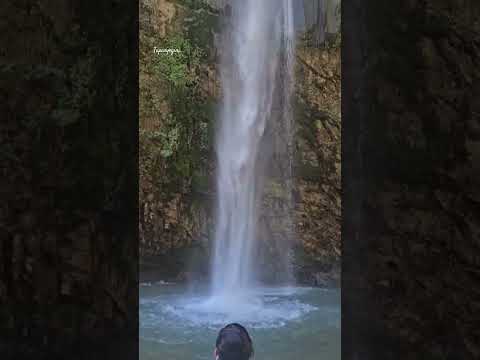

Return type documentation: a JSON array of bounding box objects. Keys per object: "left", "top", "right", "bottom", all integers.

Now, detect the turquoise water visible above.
[{"left": 140, "top": 283, "right": 340, "bottom": 360}]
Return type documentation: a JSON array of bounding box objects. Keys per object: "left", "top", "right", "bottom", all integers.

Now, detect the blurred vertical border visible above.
[{"left": 0, "top": 1, "right": 139, "bottom": 359}]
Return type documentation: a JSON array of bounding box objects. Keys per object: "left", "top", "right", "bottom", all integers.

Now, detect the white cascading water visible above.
[{"left": 211, "top": 0, "right": 296, "bottom": 299}]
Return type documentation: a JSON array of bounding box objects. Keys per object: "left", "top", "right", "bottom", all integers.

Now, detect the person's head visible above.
[{"left": 215, "top": 323, "right": 253, "bottom": 360}]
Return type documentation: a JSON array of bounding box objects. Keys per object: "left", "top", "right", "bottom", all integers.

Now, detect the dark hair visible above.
[{"left": 216, "top": 323, "right": 253, "bottom": 360}]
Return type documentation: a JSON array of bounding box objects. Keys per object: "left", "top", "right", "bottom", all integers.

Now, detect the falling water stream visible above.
[
  {"left": 140, "top": 1, "right": 340, "bottom": 359},
  {"left": 210, "top": 0, "right": 296, "bottom": 302}
]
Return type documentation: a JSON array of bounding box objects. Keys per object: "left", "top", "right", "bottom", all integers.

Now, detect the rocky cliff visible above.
[{"left": 139, "top": 0, "right": 341, "bottom": 285}]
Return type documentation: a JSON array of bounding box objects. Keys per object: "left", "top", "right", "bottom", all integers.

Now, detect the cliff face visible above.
[
  {"left": 294, "top": 41, "right": 341, "bottom": 283},
  {"left": 139, "top": 0, "right": 341, "bottom": 285}
]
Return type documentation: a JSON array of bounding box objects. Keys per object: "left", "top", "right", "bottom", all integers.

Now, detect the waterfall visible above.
[{"left": 211, "top": 0, "right": 296, "bottom": 297}]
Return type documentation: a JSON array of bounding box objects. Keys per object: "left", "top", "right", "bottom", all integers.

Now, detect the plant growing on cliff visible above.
[
  {"left": 140, "top": 28, "right": 213, "bottom": 189},
  {"left": 153, "top": 35, "right": 203, "bottom": 89},
  {"left": 142, "top": 114, "right": 180, "bottom": 159}
]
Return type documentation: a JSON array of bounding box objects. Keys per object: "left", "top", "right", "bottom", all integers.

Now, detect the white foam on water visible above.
[{"left": 141, "top": 287, "right": 318, "bottom": 331}]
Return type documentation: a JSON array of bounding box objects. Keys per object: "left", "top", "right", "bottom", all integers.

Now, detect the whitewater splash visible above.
[
  {"left": 141, "top": 286, "right": 320, "bottom": 330},
  {"left": 212, "top": 0, "right": 296, "bottom": 298}
]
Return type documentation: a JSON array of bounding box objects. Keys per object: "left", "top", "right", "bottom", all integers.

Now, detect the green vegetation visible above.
[
  {"left": 139, "top": 2, "right": 217, "bottom": 202},
  {"left": 153, "top": 35, "right": 204, "bottom": 88}
]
